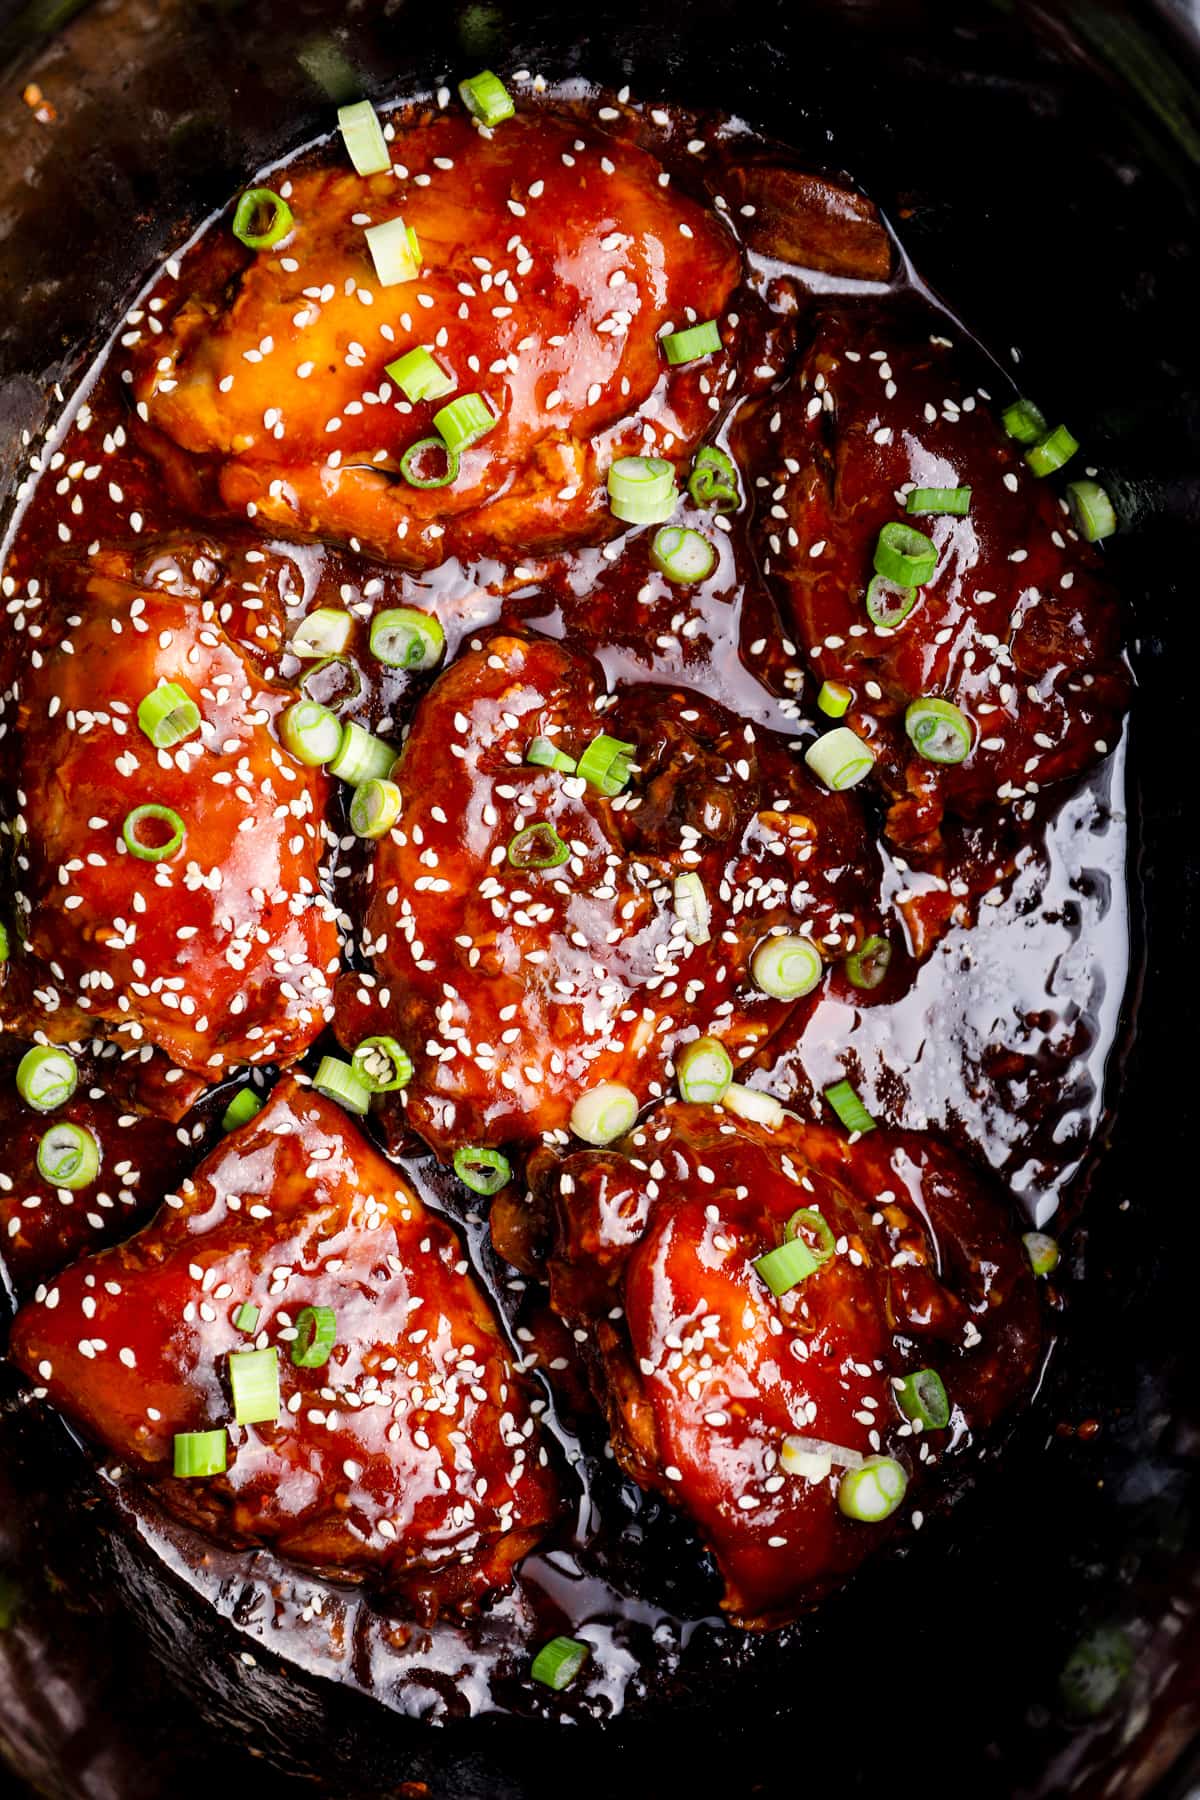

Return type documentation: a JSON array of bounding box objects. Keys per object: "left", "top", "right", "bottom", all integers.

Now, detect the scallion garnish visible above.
[
  {"left": 606, "top": 456, "right": 677, "bottom": 525},
  {"left": 895, "top": 1368, "right": 950, "bottom": 1430},
  {"left": 845, "top": 935, "right": 892, "bottom": 991},
  {"left": 751, "top": 933, "right": 823, "bottom": 1001},
  {"left": 722, "top": 1083, "right": 785, "bottom": 1128},
  {"left": 351, "top": 1035, "right": 414, "bottom": 1093},
  {"left": 530, "top": 1636, "right": 589, "bottom": 1690},
  {"left": 337, "top": 99, "right": 391, "bottom": 176},
  {"left": 229, "top": 1346, "right": 280, "bottom": 1426},
  {"left": 384, "top": 345, "right": 455, "bottom": 403},
  {"left": 122, "top": 804, "right": 186, "bottom": 863},
  {"left": 312, "top": 1054, "right": 372, "bottom": 1116},
  {"left": 785, "top": 1207, "right": 836, "bottom": 1264},
  {"left": 433, "top": 392, "right": 496, "bottom": 454},
  {"left": 1001, "top": 398, "right": 1048, "bottom": 445},
  {"left": 905, "top": 486, "right": 972, "bottom": 517},
  {"left": 873, "top": 521, "right": 937, "bottom": 587},
  {"left": 686, "top": 445, "right": 740, "bottom": 512},
  {"left": 233, "top": 1302, "right": 260, "bottom": 1335},
  {"left": 507, "top": 822, "right": 570, "bottom": 869},
  {"left": 173, "top": 1430, "right": 227, "bottom": 1479},
  {"left": 817, "top": 680, "right": 852, "bottom": 718},
  {"left": 280, "top": 699, "right": 342, "bottom": 767},
  {"left": 672, "top": 871, "right": 711, "bottom": 945},
  {"left": 864, "top": 573, "right": 917, "bottom": 630},
  {"left": 1023, "top": 1231, "right": 1060, "bottom": 1277},
  {"left": 526, "top": 736, "right": 577, "bottom": 774},
  {"left": 453, "top": 1145, "right": 512, "bottom": 1194},
  {"left": 650, "top": 525, "right": 716, "bottom": 585},
  {"left": 137, "top": 682, "right": 201, "bottom": 749},
  {"left": 569, "top": 1082, "right": 638, "bottom": 1145},
  {"left": 754, "top": 1235, "right": 821, "bottom": 1297},
  {"left": 291, "top": 1305, "right": 338, "bottom": 1368},
  {"left": 398, "top": 435, "right": 460, "bottom": 488},
  {"left": 368, "top": 607, "right": 446, "bottom": 670},
  {"left": 824, "top": 1079, "right": 875, "bottom": 1135},
  {"left": 661, "top": 319, "right": 722, "bottom": 366},
  {"left": 837, "top": 1455, "right": 908, "bottom": 1521},
  {"left": 299, "top": 655, "right": 362, "bottom": 712},
  {"left": 349, "top": 776, "right": 402, "bottom": 839},
  {"left": 905, "top": 696, "right": 973, "bottom": 765},
  {"left": 16, "top": 1045, "right": 78, "bottom": 1112},
  {"left": 291, "top": 607, "right": 353, "bottom": 659},
  {"left": 36, "top": 1122, "right": 99, "bottom": 1190},
  {"left": 364, "top": 216, "right": 421, "bottom": 286},
  {"left": 232, "top": 188, "right": 293, "bottom": 250},
  {"left": 329, "top": 722, "right": 396, "bottom": 786},
  {"left": 458, "top": 69, "right": 515, "bottom": 127},
  {"left": 676, "top": 1036, "right": 733, "bottom": 1105},
  {"left": 576, "top": 733, "right": 635, "bottom": 796},
  {"left": 803, "top": 725, "right": 875, "bottom": 791},
  {"left": 1066, "top": 479, "right": 1117, "bottom": 542},
  {"left": 1025, "top": 424, "right": 1078, "bottom": 478}
]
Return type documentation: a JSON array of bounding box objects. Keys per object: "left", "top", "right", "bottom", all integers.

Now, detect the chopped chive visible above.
[
  {"left": 329, "top": 722, "right": 395, "bottom": 786},
  {"left": 122, "top": 804, "right": 186, "bottom": 863},
  {"left": 232, "top": 188, "right": 293, "bottom": 250},
  {"left": 817, "top": 680, "right": 852, "bottom": 718},
  {"left": 754, "top": 1235, "right": 821, "bottom": 1297},
  {"left": 531, "top": 1635, "right": 589, "bottom": 1690},
  {"left": 351, "top": 1036, "right": 414, "bottom": 1093},
  {"left": 526, "top": 736, "right": 577, "bottom": 773},
  {"left": 291, "top": 1305, "right": 337, "bottom": 1368},
  {"left": 894, "top": 1367, "right": 950, "bottom": 1429},
  {"left": 661, "top": 320, "right": 722, "bottom": 365},
  {"left": 576, "top": 732, "right": 635, "bottom": 796},
  {"left": 458, "top": 69, "right": 515, "bottom": 127},
  {"left": 364, "top": 216, "right": 421, "bottom": 286},
  {"left": 686, "top": 444, "right": 739, "bottom": 512},
  {"left": 398, "top": 435, "right": 460, "bottom": 488},
  {"left": 905, "top": 486, "right": 972, "bottom": 517},
  {"left": 433, "top": 392, "right": 496, "bottom": 454},
  {"left": 1025, "top": 424, "right": 1078, "bottom": 478},
  {"left": 453, "top": 1145, "right": 512, "bottom": 1194},
  {"left": 338, "top": 99, "right": 391, "bottom": 176},
  {"left": 173, "top": 1429, "right": 227, "bottom": 1478},
  {"left": 233, "top": 1302, "right": 260, "bottom": 1335},
  {"left": 1066, "top": 479, "right": 1117, "bottom": 542},
  {"left": 385, "top": 345, "right": 455, "bottom": 403},
  {"left": 785, "top": 1207, "right": 836, "bottom": 1265},
  {"left": 824, "top": 1079, "right": 875, "bottom": 1135},
  {"left": 221, "top": 1088, "right": 263, "bottom": 1132},
  {"left": 137, "top": 682, "right": 201, "bottom": 749},
  {"left": 1002, "top": 397, "right": 1048, "bottom": 445},
  {"left": 507, "top": 822, "right": 570, "bottom": 869},
  {"left": 229, "top": 1346, "right": 280, "bottom": 1426},
  {"left": 873, "top": 521, "right": 937, "bottom": 587},
  {"left": 313, "top": 1055, "right": 371, "bottom": 1116},
  {"left": 865, "top": 573, "right": 918, "bottom": 630}
]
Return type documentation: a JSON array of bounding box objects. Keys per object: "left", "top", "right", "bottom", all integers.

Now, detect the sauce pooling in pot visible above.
[{"left": 0, "top": 76, "right": 1128, "bottom": 1721}]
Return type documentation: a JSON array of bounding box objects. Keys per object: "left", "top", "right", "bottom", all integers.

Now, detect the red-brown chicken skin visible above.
[
  {"left": 0, "top": 572, "right": 340, "bottom": 1076},
  {"left": 540, "top": 1101, "right": 1042, "bottom": 1626},
  {"left": 9, "top": 1077, "right": 559, "bottom": 1611},
  {"left": 128, "top": 107, "right": 742, "bottom": 569},
  {"left": 736, "top": 306, "right": 1129, "bottom": 853},
  {"left": 335, "top": 631, "right": 880, "bottom": 1158}
]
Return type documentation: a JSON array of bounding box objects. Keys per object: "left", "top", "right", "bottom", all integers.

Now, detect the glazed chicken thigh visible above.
[{"left": 10, "top": 1077, "right": 560, "bottom": 1612}]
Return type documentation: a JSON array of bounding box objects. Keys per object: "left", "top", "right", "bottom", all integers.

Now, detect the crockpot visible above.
[{"left": 0, "top": 0, "right": 1196, "bottom": 1795}]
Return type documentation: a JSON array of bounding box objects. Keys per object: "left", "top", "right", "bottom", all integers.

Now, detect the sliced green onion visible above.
[
  {"left": 369, "top": 606, "right": 445, "bottom": 670},
  {"left": 398, "top": 435, "right": 460, "bottom": 488},
  {"left": 313, "top": 1054, "right": 371, "bottom": 1116},
  {"left": 606, "top": 456, "right": 677, "bottom": 525},
  {"left": 229, "top": 1346, "right": 280, "bottom": 1426},
  {"left": 453, "top": 1145, "right": 512, "bottom": 1194},
  {"left": 687, "top": 445, "right": 739, "bottom": 512},
  {"left": 864, "top": 573, "right": 917, "bottom": 630},
  {"left": 122, "top": 804, "right": 186, "bottom": 863},
  {"left": 1066, "top": 479, "right": 1117, "bottom": 542},
  {"left": 458, "top": 68, "right": 515, "bottom": 127},
  {"left": 526, "top": 736, "right": 577, "bottom": 774},
  {"left": 364, "top": 216, "right": 421, "bottom": 286},
  {"left": 781, "top": 1435, "right": 864, "bottom": 1483},
  {"left": 1059, "top": 1626, "right": 1133, "bottom": 1720},
  {"left": 137, "top": 682, "right": 201, "bottom": 749},
  {"left": 895, "top": 1367, "right": 950, "bottom": 1429},
  {"left": 233, "top": 1301, "right": 260, "bottom": 1334},
  {"left": 676, "top": 1036, "right": 733, "bottom": 1105},
  {"left": 292, "top": 1305, "right": 338, "bottom": 1368},
  {"left": 232, "top": 188, "right": 293, "bottom": 250},
  {"left": 673, "top": 871, "right": 711, "bottom": 946},
  {"left": 0, "top": 921, "right": 8, "bottom": 961},
  {"left": 576, "top": 732, "right": 635, "bottom": 797},
  {"left": 338, "top": 99, "right": 391, "bottom": 176},
  {"left": 905, "top": 696, "right": 973, "bottom": 766},
  {"left": 291, "top": 606, "right": 353, "bottom": 659},
  {"left": 785, "top": 1207, "right": 836, "bottom": 1265},
  {"left": 531, "top": 1636, "right": 589, "bottom": 1690},
  {"left": 817, "top": 680, "right": 852, "bottom": 719},
  {"left": 651, "top": 525, "right": 716, "bottom": 584},
  {"left": 36, "top": 1123, "right": 99, "bottom": 1190},
  {"left": 329, "top": 722, "right": 395, "bottom": 786},
  {"left": 385, "top": 345, "right": 455, "bottom": 403},
  {"left": 804, "top": 726, "right": 875, "bottom": 791},
  {"left": 751, "top": 934, "right": 822, "bottom": 1001},
  {"left": 1023, "top": 1231, "right": 1060, "bottom": 1277},
  {"left": 221, "top": 1086, "right": 263, "bottom": 1132},
  {"left": 722, "top": 1083, "right": 785, "bottom": 1128},
  {"left": 845, "top": 935, "right": 892, "bottom": 991},
  {"left": 1025, "top": 424, "right": 1079, "bottom": 477},
  {"left": 507, "top": 822, "right": 570, "bottom": 869},
  {"left": 873, "top": 521, "right": 937, "bottom": 587},
  {"left": 905, "top": 486, "right": 972, "bottom": 517},
  {"left": 173, "top": 1430, "right": 227, "bottom": 1478},
  {"left": 754, "top": 1235, "right": 821, "bottom": 1297},
  {"left": 661, "top": 320, "right": 722, "bottom": 366},
  {"left": 1002, "top": 398, "right": 1048, "bottom": 446},
  {"left": 351, "top": 1035, "right": 414, "bottom": 1093},
  {"left": 570, "top": 1082, "right": 638, "bottom": 1145},
  {"left": 16, "top": 1045, "right": 78, "bottom": 1111},
  {"left": 837, "top": 1455, "right": 908, "bottom": 1522},
  {"left": 299, "top": 655, "right": 362, "bottom": 712},
  {"left": 349, "top": 777, "right": 402, "bottom": 839},
  {"left": 433, "top": 392, "right": 496, "bottom": 454},
  {"left": 824, "top": 1079, "right": 875, "bottom": 1135},
  {"left": 280, "top": 699, "right": 342, "bottom": 767}
]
